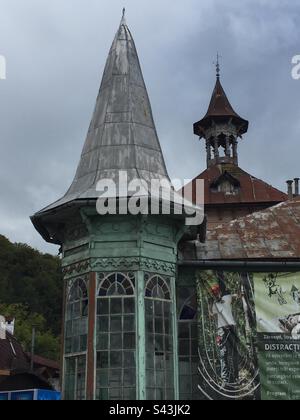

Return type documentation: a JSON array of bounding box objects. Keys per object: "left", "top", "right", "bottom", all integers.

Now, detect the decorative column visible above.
[
  {"left": 225, "top": 136, "right": 231, "bottom": 157},
  {"left": 214, "top": 138, "right": 219, "bottom": 159},
  {"left": 233, "top": 138, "right": 238, "bottom": 165},
  {"left": 206, "top": 139, "right": 212, "bottom": 167}
]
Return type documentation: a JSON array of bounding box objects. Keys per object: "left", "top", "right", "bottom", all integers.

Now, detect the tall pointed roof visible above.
[
  {"left": 37, "top": 14, "right": 169, "bottom": 214},
  {"left": 194, "top": 77, "right": 249, "bottom": 137}
]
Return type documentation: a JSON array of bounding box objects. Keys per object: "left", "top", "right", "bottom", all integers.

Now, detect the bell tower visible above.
[{"left": 193, "top": 59, "right": 249, "bottom": 168}]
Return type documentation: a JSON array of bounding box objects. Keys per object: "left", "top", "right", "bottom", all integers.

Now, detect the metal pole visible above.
[{"left": 31, "top": 327, "right": 36, "bottom": 372}]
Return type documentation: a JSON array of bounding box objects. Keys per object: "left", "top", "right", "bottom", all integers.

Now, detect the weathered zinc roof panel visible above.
[
  {"left": 180, "top": 196, "right": 300, "bottom": 261},
  {"left": 36, "top": 15, "right": 169, "bottom": 215}
]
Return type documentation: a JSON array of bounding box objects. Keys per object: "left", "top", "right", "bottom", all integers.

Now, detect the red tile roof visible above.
[{"left": 182, "top": 164, "right": 287, "bottom": 206}]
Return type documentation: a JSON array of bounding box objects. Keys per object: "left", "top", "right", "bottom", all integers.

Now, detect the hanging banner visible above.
[
  {"left": 196, "top": 271, "right": 260, "bottom": 400},
  {"left": 253, "top": 273, "right": 300, "bottom": 400}
]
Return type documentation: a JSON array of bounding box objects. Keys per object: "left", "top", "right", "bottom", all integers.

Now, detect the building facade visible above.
[{"left": 31, "top": 14, "right": 300, "bottom": 401}]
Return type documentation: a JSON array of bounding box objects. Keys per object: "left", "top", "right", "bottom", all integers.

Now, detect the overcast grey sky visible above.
[{"left": 0, "top": 0, "right": 299, "bottom": 254}]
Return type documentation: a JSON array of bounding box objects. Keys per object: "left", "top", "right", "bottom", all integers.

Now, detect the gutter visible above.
[{"left": 178, "top": 260, "right": 300, "bottom": 271}]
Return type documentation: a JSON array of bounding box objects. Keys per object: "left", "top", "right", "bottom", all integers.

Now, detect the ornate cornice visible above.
[
  {"left": 91, "top": 256, "right": 176, "bottom": 275},
  {"left": 62, "top": 260, "right": 90, "bottom": 279},
  {"left": 63, "top": 256, "right": 176, "bottom": 278}
]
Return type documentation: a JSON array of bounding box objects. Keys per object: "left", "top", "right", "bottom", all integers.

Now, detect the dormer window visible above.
[{"left": 210, "top": 172, "right": 240, "bottom": 196}]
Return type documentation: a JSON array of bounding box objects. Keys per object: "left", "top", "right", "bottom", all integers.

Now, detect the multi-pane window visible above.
[
  {"left": 64, "top": 278, "right": 88, "bottom": 400},
  {"left": 145, "top": 274, "right": 174, "bottom": 400},
  {"left": 96, "top": 273, "right": 136, "bottom": 401},
  {"left": 65, "top": 278, "right": 88, "bottom": 354},
  {"left": 64, "top": 355, "right": 87, "bottom": 401},
  {"left": 177, "top": 287, "right": 199, "bottom": 400}
]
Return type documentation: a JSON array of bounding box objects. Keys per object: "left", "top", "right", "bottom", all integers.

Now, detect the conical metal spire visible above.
[
  {"left": 194, "top": 74, "right": 249, "bottom": 138},
  {"left": 37, "top": 14, "right": 170, "bottom": 213}
]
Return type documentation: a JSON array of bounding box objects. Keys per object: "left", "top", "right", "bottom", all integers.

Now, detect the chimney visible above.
[
  {"left": 294, "top": 178, "right": 300, "bottom": 196},
  {"left": 287, "top": 180, "right": 294, "bottom": 200}
]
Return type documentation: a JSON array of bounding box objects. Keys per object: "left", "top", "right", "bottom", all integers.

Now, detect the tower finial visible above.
[
  {"left": 215, "top": 53, "right": 221, "bottom": 80},
  {"left": 121, "top": 7, "right": 126, "bottom": 25}
]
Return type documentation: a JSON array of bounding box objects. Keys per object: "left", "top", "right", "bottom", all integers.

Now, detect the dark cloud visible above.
[{"left": 0, "top": 0, "right": 299, "bottom": 253}]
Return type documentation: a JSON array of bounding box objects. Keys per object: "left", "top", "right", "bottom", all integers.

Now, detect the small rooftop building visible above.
[{"left": 183, "top": 66, "right": 287, "bottom": 229}]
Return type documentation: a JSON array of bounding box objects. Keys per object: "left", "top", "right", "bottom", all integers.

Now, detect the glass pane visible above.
[
  {"left": 65, "top": 338, "right": 72, "bottom": 354},
  {"left": 123, "top": 388, "right": 136, "bottom": 400},
  {"left": 72, "top": 336, "right": 80, "bottom": 353},
  {"left": 73, "top": 301, "right": 80, "bottom": 318},
  {"left": 154, "top": 354, "right": 164, "bottom": 371},
  {"left": 111, "top": 316, "right": 122, "bottom": 332},
  {"left": 97, "top": 300, "right": 109, "bottom": 315},
  {"left": 146, "top": 352, "right": 154, "bottom": 370},
  {"left": 98, "top": 388, "right": 108, "bottom": 400},
  {"left": 146, "top": 369, "right": 155, "bottom": 388},
  {"left": 124, "top": 315, "right": 135, "bottom": 332},
  {"left": 97, "top": 369, "right": 109, "bottom": 387},
  {"left": 166, "top": 370, "right": 174, "bottom": 386},
  {"left": 165, "top": 336, "right": 172, "bottom": 352},
  {"left": 154, "top": 301, "right": 163, "bottom": 316},
  {"left": 123, "top": 351, "right": 135, "bottom": 367},
  {"left": 111, "top": 333, "right": 122, "bottom": 349},
  {"left": 146, "top": 388, "right": 155, "bottom": 400},
  {"left": 156, "top": 388, "right": 164, "bottom": 400},
  {"left": 191, "top": 340, "right": 198, "bottom": 356},
  {"left": 80, "top": 335, "right": 87, "bottom": 352},
  {"left": 124, "top": 298, "right": 135, "bottom": 314},
  {"left": 65, "top": 320, "right": 73, "bottom": 337},
  {"left": 155, "top": 318, "right": 163, "bottom": 334},
  {"left": 123, "top": 369, "right": 136, "bottom": 386},
  {"left": 109, "top": 389, "right": 122, "bottom": 399},
  {"left": 109, "top": 369, "right": 122, "bottom": 388},
  {"left": 166, "top": 388, "right": 175, "bottom": 401},
  {"left": 97, "top": 352, "right": 109, "bottom": 369},
  {"left": 156, "top": 370, "right": 164, "bottom": 387},
  {"left": 98, "top": 316, "right": 109, "bottom": 332},
  {"left": 110, "top": 351, "right": 122, "bottom": 368},
  {"left": 146, "top": 334, "right": 154, "bottom": 353},
  {"left": 123, "top": 333, "right": 135, "bottom": 349},
  {"left": 97, "top": 333, "right": 109, "bottom": 350},
  {"left": 111, "top": 298, "right": 122, "bottom": 314},
  {"left": 179, "top": 323, "right": 190, "bottom": 339},
  {"left": 145, "top": 300, "right": 154, "bottom": 315},
  {"left": 179, "top": 340, "right": 190, "bottom": 356},
  {"left": 154, "top": 335, "right": 164, "bottom": 352}
]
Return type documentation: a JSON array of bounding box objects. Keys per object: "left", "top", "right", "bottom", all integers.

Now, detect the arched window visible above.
[
  {"left": 144, "top": 273, "right": 174, "bottom": 401},
  {"left": 98, "top": 272, "right": 135, "bottom": 297},
  {"left": 96, "top": 272, "right": 136, "bottom": 401},
  {"left": 177, "top": 287, "right": 199, "bottom": 400},
  {"left": 64, "top": 278, "right": 88, "bottom": 401}
]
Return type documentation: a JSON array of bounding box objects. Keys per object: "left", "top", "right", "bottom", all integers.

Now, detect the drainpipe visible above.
[
  {"left": 294, "top": 178, "right": 300, "bottom": 196},
  {"left": 287, "top": 180, "right": 294, "bottom": 200}
]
